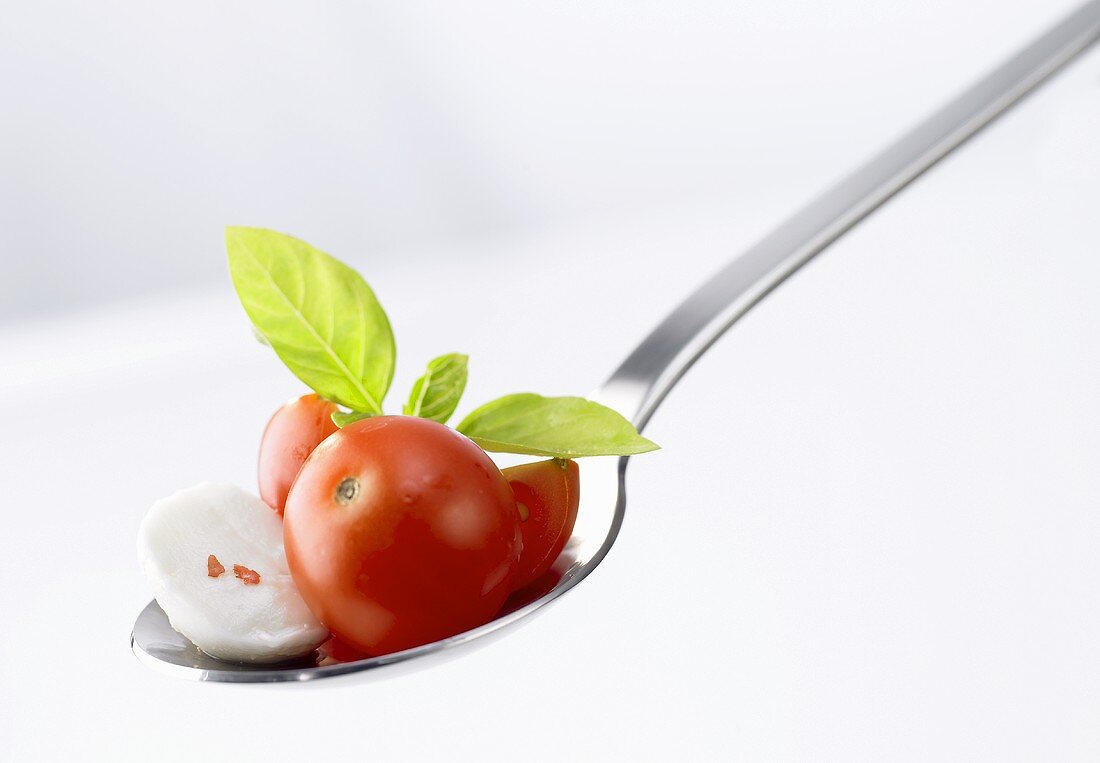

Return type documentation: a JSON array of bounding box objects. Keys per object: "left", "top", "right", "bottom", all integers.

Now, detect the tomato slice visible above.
[{"left": 503, "top": 459, "right": 579, "bottom": 592}]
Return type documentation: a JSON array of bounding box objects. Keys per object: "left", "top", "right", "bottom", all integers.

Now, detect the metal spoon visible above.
[{"left": 132, "top": 1, "right": 1100, "bottom": 682}]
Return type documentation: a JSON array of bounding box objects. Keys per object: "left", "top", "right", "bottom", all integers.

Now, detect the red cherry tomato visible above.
[
  {"left": 283, "top": 416, "right": 522, "bottom": 656},
  {"left": 502, "top": 458, "right": 579, "bottom": 591},
  {"left": 257, "top": 393, "right": 339, "bottom": 514}
]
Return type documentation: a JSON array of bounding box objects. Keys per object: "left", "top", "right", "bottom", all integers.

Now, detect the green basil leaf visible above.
[
  {"left": 226, "top": 227, "right": 395, "bottom": 414},
  {"left": 331, "top": 410, "right": 374, "bottom": 428},
  {"left": 456, "top": 393, "right": 659, "bottom": 458},
  {"left": 403, "top": 353, "right": 468, "bottom": 424}
]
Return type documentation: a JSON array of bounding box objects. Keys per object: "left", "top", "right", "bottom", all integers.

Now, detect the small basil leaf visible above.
[
  {"left": 403, "top": 353, "right": 468, "bottom": 424},
  {"left": 456, "top": 393, "right": 659, "bottom": 458},
  {"left": 332, "top": 410, "right": 374, "bottom": 428},
  {"left": 226, "top": 227, "right": 395, "bottom": 414}
]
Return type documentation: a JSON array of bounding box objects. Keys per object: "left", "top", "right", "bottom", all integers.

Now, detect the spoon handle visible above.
[{"left": 596, "top": 0, "right": 1100, "bottom": 428}]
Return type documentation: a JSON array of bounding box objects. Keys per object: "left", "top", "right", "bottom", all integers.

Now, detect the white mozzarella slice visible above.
[{"left": 138, "top": 482, "right": 328, "bottom": 663}]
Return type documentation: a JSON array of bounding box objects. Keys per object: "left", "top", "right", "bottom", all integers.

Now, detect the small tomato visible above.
[
  {"left": 258, "top": 393, "right": 339, "bottom": 514},
  {"left": 283, "top": 416, "right": 522, "bottom": 655}
]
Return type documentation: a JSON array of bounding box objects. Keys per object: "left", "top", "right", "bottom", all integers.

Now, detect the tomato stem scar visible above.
[{"left": 335, "top": 477, "right": 360, "bottom": 505}]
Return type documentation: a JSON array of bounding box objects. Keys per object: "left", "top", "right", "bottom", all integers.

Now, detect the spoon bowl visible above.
[
  {"left": 132, "top": 0, "right": 1100, "bottom": 682},
  {"left": 131, "top": 456, "right": 626, "bottom": 682}
]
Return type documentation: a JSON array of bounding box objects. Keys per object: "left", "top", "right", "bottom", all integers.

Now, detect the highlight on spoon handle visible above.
[{"left": 595, "top": 0, "right": 1100, "bottom": 429}]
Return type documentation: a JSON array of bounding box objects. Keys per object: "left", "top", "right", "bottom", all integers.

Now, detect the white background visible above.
[
  {"left": 0, "top": 0, "right": 1088, "bottom": 319},
  {"left": 2, "top": 1, "right": 1099, "bottom": 760}
]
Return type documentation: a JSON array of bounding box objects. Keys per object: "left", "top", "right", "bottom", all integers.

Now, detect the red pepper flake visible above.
[
  {"left": 233, "top": 564, "right": 261, "bottom": 585},
  {"left": 207, "top": 554, "right": 226, "bottom": 578}
]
